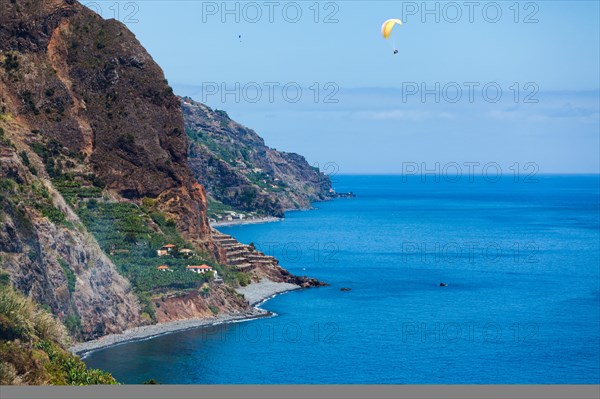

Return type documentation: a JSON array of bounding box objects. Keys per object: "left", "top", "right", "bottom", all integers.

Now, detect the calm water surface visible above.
[{"left": 84, "top": 175, "right": 600, "bottom": 383}]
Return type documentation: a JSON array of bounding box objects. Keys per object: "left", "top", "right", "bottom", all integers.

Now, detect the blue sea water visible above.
[{"left": 84, "top": 175, "right": 600, "bottom": 384}]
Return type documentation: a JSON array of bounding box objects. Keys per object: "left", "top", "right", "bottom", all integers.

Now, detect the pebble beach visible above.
[{"left": 71, "top": 280, "right": 299, "bottom": 356}]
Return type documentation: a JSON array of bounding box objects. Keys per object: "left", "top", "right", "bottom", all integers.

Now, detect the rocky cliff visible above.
[
  {"left": 0, "top": 0, "right": 324, "bottom": 348},
  {"left": 183, "top": 98, "right": 338, "bottom": 218},
  {"left": 0, "top": 0, "right": 211, "bottom": 246},
  {"left": 0, "top": 0, "right": 213, "bottom": 339},
  {"left": 1, "top": 102, "right": 143, "bottom": 341}
]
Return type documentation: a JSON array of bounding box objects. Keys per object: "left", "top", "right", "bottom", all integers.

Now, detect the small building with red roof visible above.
[{"left": 157, "top": 244, "right": 177, "bottom": 257}]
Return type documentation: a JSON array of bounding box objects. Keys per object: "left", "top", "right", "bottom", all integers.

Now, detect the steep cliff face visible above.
[
  {"left": 153, "top": 283, "right": 249, "bottom": 323},
  {"left": 0, "top": 0, "right": 210, "bottom": 339},
  {"left": 0, "top": 0, "right": 211, "bottom": 245},
  {"left": 0, "top": 126, "right": 143, "bottom": 340},
  {"left": 0, "top": 1, "right": 325, "bottom": 348},
  {"left": 183, "top": 98, "right": 337, "bottom": 218}
]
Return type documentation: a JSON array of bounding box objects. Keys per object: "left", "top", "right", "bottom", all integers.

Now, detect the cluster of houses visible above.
[
  {"left": 209, "top": 210, "right": 259, "bottom": 224},
  {"left": 156, "top": 244, "right": 195, "bottom": 258},
  {"left": 156, "top": 263, "right": 216, "bottom": 275},
  {"left": 185, "top": 265, "right": 214, "bottom": 274},
  {"left": 235, "top": 162, "right": 283, "bottom": 188},
  {"left": 155, "top": 244, "right": 219, "bottom": 279},
  {"left": 249, "top": 167, "right": 282, "bottom": 189},
  {"left": 232, "top": 160, "right": 262, "bottom": 175}
]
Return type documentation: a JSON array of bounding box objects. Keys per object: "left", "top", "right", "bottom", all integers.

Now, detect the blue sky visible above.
[{"left": 86, "top": 1, "right": 599, "bottom": 174}]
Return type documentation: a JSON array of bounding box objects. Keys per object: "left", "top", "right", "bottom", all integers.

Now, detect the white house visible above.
[{"left": 186, "top": 265, "right": 215, "bottom": 275}]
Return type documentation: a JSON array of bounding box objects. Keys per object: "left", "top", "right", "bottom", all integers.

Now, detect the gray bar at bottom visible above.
[{"left": 1, "top": 385, "right": 599, "bottom": 399}]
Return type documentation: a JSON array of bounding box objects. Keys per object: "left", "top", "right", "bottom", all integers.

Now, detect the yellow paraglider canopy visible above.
[{"left": 381, "top": 19, "right": 402, "bottom": 39}]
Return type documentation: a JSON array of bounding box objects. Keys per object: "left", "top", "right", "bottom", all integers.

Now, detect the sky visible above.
[{"left": 84, "top": 1, "right": 599, "bottom": 174}]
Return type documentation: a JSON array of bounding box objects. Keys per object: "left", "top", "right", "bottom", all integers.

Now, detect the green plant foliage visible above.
[
  {"left": 186, "top": 128, "right": 237, "bottom": 165},
  {"left": 222, "top": 270, "right": 252, "bottom": 288},
  {"left": 0, "top": 284, "right": 117, "bottom": 385},
  {"left": 62, "top": 314, "right": 81, "bottom": 337},
  {"left": 52, "top": 178, "right": 221, "bottom": 299},
  {"left": 35, "top": 340, "right": 116, "bottom": 385},
  {"left": 0, "top": 127, "right": 15, "bottom": 148},
  {"left": 2, "top": 53, "right": 19, "bottom": 73},
  {"left": 57, "top": 259, "right": 76, "bottom": 293}
]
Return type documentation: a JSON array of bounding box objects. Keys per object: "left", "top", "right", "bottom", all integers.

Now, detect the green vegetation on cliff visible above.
[
  {"left": 54, "top": 176, "right": 215, "bottom": 321},
  {"left": 26, "top": 134, "right": 215, "bottom": 295},
  {"left": 74, "top": 197, "right": 215, "bottom": 293},
  {"left": 3, "top": 133, "right": 217, "bottom": 323},
  {"left": 183, "top": 97, "right": 337, "bottom": 219},
  {"left": 0, "top": 0, "right": 292, "bottom": 357},
  {"left": 42, "top": 142, "right": 251, "bottom": 310},
  {"left": 0, "top": 276, "right": 117, "bottom": 385}
]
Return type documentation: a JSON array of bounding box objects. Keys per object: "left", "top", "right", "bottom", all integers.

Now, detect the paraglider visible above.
[{"left": 381, "top": 18, "right": 402, "bottom": 54}]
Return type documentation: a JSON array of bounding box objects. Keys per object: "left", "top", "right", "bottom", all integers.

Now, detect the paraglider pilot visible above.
[{"left": 382, "top": 19, "right": 403, "bottom": 55}]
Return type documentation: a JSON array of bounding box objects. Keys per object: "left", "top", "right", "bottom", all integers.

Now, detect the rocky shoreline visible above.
[{"left": 70, "top": 280, "right": 299, "bottom": 357}]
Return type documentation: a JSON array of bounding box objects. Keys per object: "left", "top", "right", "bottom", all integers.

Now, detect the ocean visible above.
[{"left": 84, "top": 175, "right": 600, "bottom": 384}]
